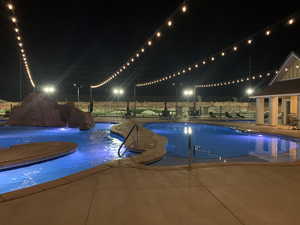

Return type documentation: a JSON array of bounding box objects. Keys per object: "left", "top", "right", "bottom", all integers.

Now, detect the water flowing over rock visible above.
[{"left": 8, "top": 92, "right": 94, "bottom": 130}]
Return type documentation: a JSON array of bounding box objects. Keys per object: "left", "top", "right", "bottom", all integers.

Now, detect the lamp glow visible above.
[
  {"left": 184, "top": 126, "right": 192, "bottom": 135},
  {"left": 288, "top": 18, "right": 295, "bottom": 25},
  {"left": 7, "top": 3, "right": 13, "bottom": 10},
  {"left": 42, "top": 86, "right": 56, "bottom": 94},
  {"left": 246, "top": 88, "right": 254, "bottom": 96}
]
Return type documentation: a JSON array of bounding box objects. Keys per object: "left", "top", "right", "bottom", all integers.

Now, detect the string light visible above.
[
  {"left": 136, "top": 12, "right": 298, "bottom": 87},
  {"left": 7, "top": 3, "right": 13, "bottom": 10},
  {"left": 6, "top": 2, "right": 36, "bottom": 88},
  {"left": 195, "top": 71, "right": 275, "bottom": 89},
  {"left": 265, "top": 30, "right": 271, "bottom": 36},
  {"left": 11, "top": 17, "right": 17, "bottom": 23},
  {"left": 288, "top": 18, "right": 295, "bottom": 25},
  {"left": 90, "top": 1, "right": 189, "bottom": 89}
]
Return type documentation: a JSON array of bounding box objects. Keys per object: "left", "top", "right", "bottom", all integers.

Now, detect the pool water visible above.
[
  {"left": 144, "top": 123, "right": 300, "bottom": 164},
  {"left": 0, "top": 123, "right": 129, "bottom": 194}
]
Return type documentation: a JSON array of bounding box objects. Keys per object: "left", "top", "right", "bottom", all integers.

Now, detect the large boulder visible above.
[{"left": 8, "top": 92, "right": 94, "bottom": 130}]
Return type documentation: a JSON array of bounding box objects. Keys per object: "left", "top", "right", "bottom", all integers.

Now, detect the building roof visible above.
[
  {"left": 252, "top": 51, "right": 300, "bottom": 98},
  {"left": 270, "top": 52, "right": 300, "bottom": 85},
  {"left": 252, "top": 78, "right": 300, "bottom": 97}
]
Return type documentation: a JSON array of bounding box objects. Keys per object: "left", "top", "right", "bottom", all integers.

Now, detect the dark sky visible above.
[{"left": 0, "top": 0, "right": 299, "bottom": 101}]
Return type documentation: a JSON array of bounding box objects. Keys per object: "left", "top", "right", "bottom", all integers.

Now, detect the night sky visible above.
[{"left": 0, "top": 0, "right": 300, "bottom": 101}]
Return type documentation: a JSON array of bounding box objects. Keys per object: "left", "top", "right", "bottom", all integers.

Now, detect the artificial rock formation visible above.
[{"left": 8, "top": 92, "right": 94, "bottom": 130}]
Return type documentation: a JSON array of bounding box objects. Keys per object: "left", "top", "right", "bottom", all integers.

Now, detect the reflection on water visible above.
[
  {"left": 144, "top": 123, "right": 300, "bottom": 163},
  {"left": 0, "top": 123, "right": 128, "bottom": 194},
  {"left": 252, "top": 137, "right": 299, "bottom": 162}
]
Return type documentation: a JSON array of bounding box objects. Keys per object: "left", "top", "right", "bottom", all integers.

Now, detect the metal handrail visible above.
[{"left": 118, "top": 124, "right": 139, "bottom": 157}]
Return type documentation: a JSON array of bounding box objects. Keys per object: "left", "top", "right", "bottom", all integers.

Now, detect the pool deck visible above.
[
  {"left": 1, "top": 118, "right": 300, "bottom": 225},
  {"left": 2, "top": 164, "right": 300, "bottom": 225}
]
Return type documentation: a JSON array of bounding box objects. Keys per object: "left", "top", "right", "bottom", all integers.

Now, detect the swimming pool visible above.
[
  {"left": 0, "top": 123, "right": 128, "bottom": 194},
  {"left": 144, "top": 123, "right": 300, "bottom": 165}
]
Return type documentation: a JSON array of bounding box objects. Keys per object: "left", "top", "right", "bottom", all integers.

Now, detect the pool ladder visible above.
[{"left": 118, "top": 124, "right": 139, "bottom": 157}]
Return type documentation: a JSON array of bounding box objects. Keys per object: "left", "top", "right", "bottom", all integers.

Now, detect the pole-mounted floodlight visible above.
[
  {"left": 183, "top": 89, "right": 194, "bottom": 97},
  {"left": 246, "top": 88, "right": 254, "bottom": 96},
  {"left": 42, "top": 85, "right": 56, "bottom": 94},
  {"left": 113, "top": 88, "right": 124, "bottom": 96}
]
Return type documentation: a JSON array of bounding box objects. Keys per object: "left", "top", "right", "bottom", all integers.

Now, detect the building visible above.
[{"left": 252, "top": 52, "right": 300, "bottom": 129}]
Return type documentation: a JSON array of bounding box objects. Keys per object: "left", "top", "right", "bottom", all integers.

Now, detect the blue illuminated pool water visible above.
[
  {"left": 0, "top": 123, "right": 128, "bottom": 194},
  {"left": 144, "top": 123, "right": 300, "bottom": 164}
]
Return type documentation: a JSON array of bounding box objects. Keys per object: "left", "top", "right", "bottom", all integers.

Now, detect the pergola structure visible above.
[{"left": 252, "top": 52, "right": 300, "bottom": 129}]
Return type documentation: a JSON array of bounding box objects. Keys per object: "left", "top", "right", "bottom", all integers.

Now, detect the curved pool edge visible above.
[
  {"left": 2, "top": 119, "right": 300, "bottom": 203},
  {"left": 0, "top": 121, "right": 168, "bottom": 202},
  {"left": 0, "top": 142, "right": 77, "bottom": 171}
]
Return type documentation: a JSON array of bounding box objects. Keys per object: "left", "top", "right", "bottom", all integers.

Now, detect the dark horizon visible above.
[{"left": 0, "top": 0, "right": 300, "bottom": 101}]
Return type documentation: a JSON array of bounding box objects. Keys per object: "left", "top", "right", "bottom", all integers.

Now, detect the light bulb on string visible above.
[
  {"left": 11, "top": 17, "right": 17, "bottom": 23},
  {"left": 288, "top": 18, "right": 295, "bottom": 25},
  {"left": 7, "top": 3, "right": 14, "bottom": 10}
]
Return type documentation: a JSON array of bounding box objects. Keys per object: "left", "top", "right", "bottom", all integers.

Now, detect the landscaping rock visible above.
[{"left": 8, "top": 92, "right": 94, "bottom": 129}]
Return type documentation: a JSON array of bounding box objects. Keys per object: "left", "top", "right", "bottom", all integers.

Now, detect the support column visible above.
[
  {"left": 291, "top": 96, "right": 298, "bottom": 114},
  {"left": 297, "top": 96, "right": 300, "bottom": 129},
  {"left": 256, "top": 97, "right": 264, "bottom": 125},
  {"left": 282, "top": 98, "right": 288, "bottom": 125},
  {"left": 269, "top": 96, "right": 279, "bottom": 126}
]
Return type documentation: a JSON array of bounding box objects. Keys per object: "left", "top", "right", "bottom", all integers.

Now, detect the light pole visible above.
[
  {"left": 184, "top": 126, "right": 193, "bottom": 169},
  {"left": 183, "top": 88, "right": 194, "bottom": 117},
  {"left": 89, "top": 86, "right": 94, "bottom": 113},
  {"left": 73, "top": 83, "right": 82, "bottom": 105},
  {"left": 113, "top": 88, "right": 124, "bottom": 114}
]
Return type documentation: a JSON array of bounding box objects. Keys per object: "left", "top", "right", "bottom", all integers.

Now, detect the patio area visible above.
[{"left": 1, "top": 163, "right": 300, "bottom": 225}]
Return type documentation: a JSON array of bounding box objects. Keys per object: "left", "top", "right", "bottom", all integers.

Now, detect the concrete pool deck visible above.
[
  {"left": 1, "top": 118, "right": 300, "bottom": 225},
  {"left": 2, "top": 164, "right": 300, "bottom": 225}
]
